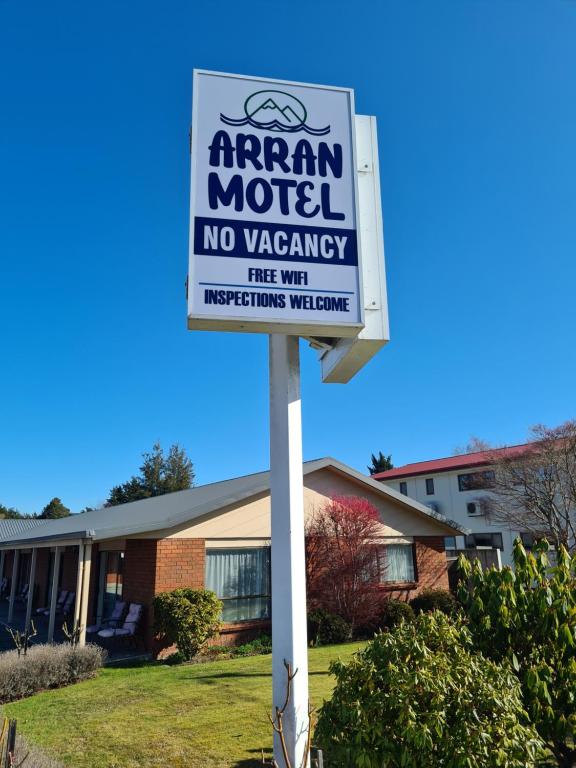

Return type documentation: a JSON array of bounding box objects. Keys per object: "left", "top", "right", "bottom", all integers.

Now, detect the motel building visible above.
[
  {"left": 0, "top": 459, "right": 464, "bottom": 654},
  {"left": 373, "top": 445, "right": 538, "bottom": 571}
]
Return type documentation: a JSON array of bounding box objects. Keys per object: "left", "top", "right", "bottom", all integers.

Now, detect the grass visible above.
[{"left": 3, "top": 642, "right": 364, "bottom": 768}]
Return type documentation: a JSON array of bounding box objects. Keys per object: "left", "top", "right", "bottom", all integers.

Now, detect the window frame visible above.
[
  {"left": 464, "top": 532, "right": 503, "bottom": 550},
  {"left": 457, "top": 470, "right": 496, "bottom": 492},
  {"left": 378, "top": 543, "right": 416, "bottom": 583},
  {"left": 205, "top": 546, "right": 271, "bottom": 624}
]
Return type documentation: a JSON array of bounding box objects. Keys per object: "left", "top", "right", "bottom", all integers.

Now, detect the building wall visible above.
[{"left": 380, "top": 468, "right": 518, "bottom": 566}]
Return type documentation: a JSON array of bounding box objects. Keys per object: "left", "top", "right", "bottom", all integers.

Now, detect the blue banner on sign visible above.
[{"left": 194, "top": 217, "right": 358, "bottom": 267}]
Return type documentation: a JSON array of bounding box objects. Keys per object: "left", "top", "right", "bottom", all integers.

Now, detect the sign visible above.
[{"left": 188, "top": 70, "right": 364, "bottom": 337}]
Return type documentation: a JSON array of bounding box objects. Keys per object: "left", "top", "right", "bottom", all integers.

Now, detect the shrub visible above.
[
  {"left": 356, "top": 599, "right": 414, "bottom": 638},
  {"left": 233, "top": 634, "right": 272, "bottom": 656},
  {"left": 315, "top": 611, "right": 544, "bottom": 767},
  {"left": 0, "top": 643, "right": 105, "bottom": 704},
  {"left": 153, "top": 588, "right": 222, "bottom": 660},
  {"left": 458, "top": 540, "right": 576, "bottom": 768},
  {"left": 410, "top": 587, "right": 458, "bottom": 615},
  {"left": 307, "top": 610, "right": 351, "bottom": 646}
]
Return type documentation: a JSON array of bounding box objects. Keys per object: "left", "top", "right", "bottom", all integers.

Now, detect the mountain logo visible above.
[{"left": 221, "top": 90, "right": 330, "bottom": 135}]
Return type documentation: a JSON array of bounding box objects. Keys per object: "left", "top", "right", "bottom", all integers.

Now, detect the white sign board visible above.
[{"left": 188, "top": 70, "right": 364, "bottom": 337}]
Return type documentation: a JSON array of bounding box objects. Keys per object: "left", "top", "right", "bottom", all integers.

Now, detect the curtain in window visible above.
[
  {"left": 380, "top": 544, "right": 415, "bottom": 582},
  {"left": 205, "top": 548, "right": 271, "bottom": 622}
]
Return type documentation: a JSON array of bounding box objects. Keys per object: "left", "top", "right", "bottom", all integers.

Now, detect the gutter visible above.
[{"left": 0, "top": 530, "right": 96, "bottom": 549}]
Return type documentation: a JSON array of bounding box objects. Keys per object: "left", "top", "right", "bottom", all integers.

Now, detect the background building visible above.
[{"left": 373, "top": 445, "right": 534, "bottom": 568}]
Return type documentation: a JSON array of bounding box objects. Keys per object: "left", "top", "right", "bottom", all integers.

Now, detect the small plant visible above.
[
  {"left": 153, "top": 588, "right": 222, "bottom": 661},
  {"left": 5, "top": 622, "right": 37, "bottom": 657},
  {"left": 410, "top": 587, "right": 458, "bottom": 615},
  {"left": 61, "top": 622, "right": 82, "bottom": 648},
  {"left": 0, "top": 643, "right": 105, "bottom": 704},
  {"left": 266, "top": 660, "right": 314, "bottom": 768},
  {"left": 233, "top": 634, "right": 272, "bottom": 656},
  {"left": 307, "top": 610, "right": 351, "bottom": 647}
]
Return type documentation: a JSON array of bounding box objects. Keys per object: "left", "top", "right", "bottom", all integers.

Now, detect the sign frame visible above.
[{"left": 188, "top": 69, "right": 366, "bottom": 338}]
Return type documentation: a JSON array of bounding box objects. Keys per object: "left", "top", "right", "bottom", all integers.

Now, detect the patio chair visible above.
[
  {"left": 58, "top": 591, "right": 75, "bottom": 617},
  {"left": 14, "top": 584, "right": 29, "bottom": 604},
  {"left": 36, "top": 590, "right": 69, "bottom": 616},
  {"left": 97, "top": 603, "right": 143, "bottom": 648},
  {"left": 86, "top": 600, "right": 127, "bottom": 638}
]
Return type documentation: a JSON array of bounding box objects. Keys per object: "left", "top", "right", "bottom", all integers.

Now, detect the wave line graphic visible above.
[{"left": 220, "top": 114, "right": 331, "bottom": 136}]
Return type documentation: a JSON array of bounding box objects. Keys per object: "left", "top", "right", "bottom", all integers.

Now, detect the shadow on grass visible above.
[
  {"left": 233, "top": 746, "right": 272, "bottom": 768},
  {"left": 189, "top": 669, "right": 328, "bottom": 682}
]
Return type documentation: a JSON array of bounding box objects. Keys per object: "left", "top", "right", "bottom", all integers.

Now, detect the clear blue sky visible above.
[{"left": 1, "top": 0, "right": 575, "bottom": 513}]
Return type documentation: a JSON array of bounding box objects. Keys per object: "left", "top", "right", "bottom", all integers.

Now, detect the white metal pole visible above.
[
  {"left": 73, "top": 542, "right": 85, "bottom": 630},
  {"left": 269, "top": 334, "right": 310, "bottom": 768},
  {"left": 78, "top": 541, "right": 92, "bottom": 647}
]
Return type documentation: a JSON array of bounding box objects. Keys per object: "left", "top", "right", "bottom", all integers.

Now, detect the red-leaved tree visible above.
[{"left": 305, "top": 495, "right": 385, "bottom": 631}]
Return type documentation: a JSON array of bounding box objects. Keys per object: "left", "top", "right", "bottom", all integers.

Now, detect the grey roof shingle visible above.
[
  {"left": 0, "top": 518, "right": 48, "bottom": 541},
  {"left": 0, "top": 459, "right": 467, "bottom": 546}
]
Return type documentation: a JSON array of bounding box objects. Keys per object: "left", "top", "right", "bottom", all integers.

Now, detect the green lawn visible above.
[{"left": 4, "top": 643, "right": 364, "bottom": 768}]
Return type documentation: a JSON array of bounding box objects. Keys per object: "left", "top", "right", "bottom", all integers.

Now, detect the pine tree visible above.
[
  {"left": 106, "top": 443, "right": 195, "bottom": 506},
  {"left": 39, "top": 497, "right": 71, "bottom": 519},
  {"left": 367, "top": 451, "right": 394, "bottom": 475}
]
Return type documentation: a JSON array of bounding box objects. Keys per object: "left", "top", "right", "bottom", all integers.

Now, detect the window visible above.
[
  {"left": 519, "top": 532, "right": 554, "bottom": 550},
  {"left": 425, "top": 478, "right": 435, "bottom": 495},
  {"left": 205, "top": 548, "right": 271, "bottom": 623},
  {"left": 464, "top": 533, "right": 503, "bottom": 550},
  {"left": 97, "top": 551, "right": 124, "bottom": 619},
  {"left": 399, "top": 481, "right": 408, "bottom": 496},
  {"left": 379, "top": 544, "right": 415, "bottom": 582},
  {"left": 444, "top": 536, "right": 456, "bottom": 550},
  {"left": 458, "top": 471, "right": 495, "bottom": 492}
]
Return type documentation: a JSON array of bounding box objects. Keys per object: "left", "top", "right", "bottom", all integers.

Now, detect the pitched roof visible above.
[
  {"left": 0, "top": 459, "right": 466, "bottom": 548},
  {"left": 373, "top": 443, "right": 533, "bottom": 480},
  {"left": 0, "top": 519, "right": 48, "bottom": 541}
]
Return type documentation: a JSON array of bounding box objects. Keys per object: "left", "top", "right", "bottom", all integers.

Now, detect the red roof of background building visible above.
[{"left": 373, "top": 443, "right": 534, "bottom": 480}]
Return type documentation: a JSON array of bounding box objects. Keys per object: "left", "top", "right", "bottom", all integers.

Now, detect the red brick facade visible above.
[
  {"left": 155, "top": 539, "right": 205, "bottom": 593},
  {"left": 0, "top": 534, "right": 449, "bottom": 654}
]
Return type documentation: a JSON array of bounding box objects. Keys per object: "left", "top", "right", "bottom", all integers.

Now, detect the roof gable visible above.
[{"left": 0, "top": 458, "right": 466, "bottom": 547}]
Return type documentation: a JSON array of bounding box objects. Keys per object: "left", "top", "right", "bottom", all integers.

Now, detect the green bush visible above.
[
  {"left": 233, "top": 634, "right": 272, "bottom": 656},
  {"left": 0, "top": 643, "right": 105, "bottom": 704},
  {"left": 315, "top": 611, "right": 544, "bottom": 768},
  {"left": 356, "top": 599, "right": 414, "bottom": 638},
  {"left": 308, "top": 610, "right": 351, "bottom": 646},
  {"left": 153, "top": 588, "right": 222, "bottom": 660},
  {"left": 410, "top": 587, "right": 458, "bottom": 615},
  {"left": 458, "top": 540, "right": 576, "bottom": 767},
  {"left": 379, "top": 599, "right": 414, "bottom": 629}
]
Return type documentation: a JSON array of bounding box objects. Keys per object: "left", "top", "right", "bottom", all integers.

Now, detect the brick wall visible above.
[
  {"left": 413, "top": 536, "right": 449, "bottom": 592},
  {"left": 155, "top": 539, "right": 205, "bottom": 593}
]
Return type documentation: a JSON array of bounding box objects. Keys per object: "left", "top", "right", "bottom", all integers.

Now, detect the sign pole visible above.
[{"left": 269, "top": 333, "right": 310, "bottom": 768}]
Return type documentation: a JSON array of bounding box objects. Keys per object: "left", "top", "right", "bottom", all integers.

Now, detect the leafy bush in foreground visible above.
[
  {"left": 307, "top": 610, "right": 351, "bottom": 646},
  {"left": 154, "top": 588, "right": 222, "bottom": 660},
  {"left": 0, "top": 643, "right": 104, "bottom": 704},
  {"left": 315, "top": 611, "right": 544, "bottom": 768},
  {"left": 409, "top": 587, "right": 458, "bottom": 615},
  {"left": 458, "top": 539, "right": 576, "bottom": 768}
]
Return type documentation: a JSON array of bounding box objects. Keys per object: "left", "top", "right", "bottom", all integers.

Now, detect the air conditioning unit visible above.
[
  {"left": 426, "top": 502, "right": 440, "bottom": 514},
  {"left": 466, "top": 499, "right": 484, "bottom": 517}
]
